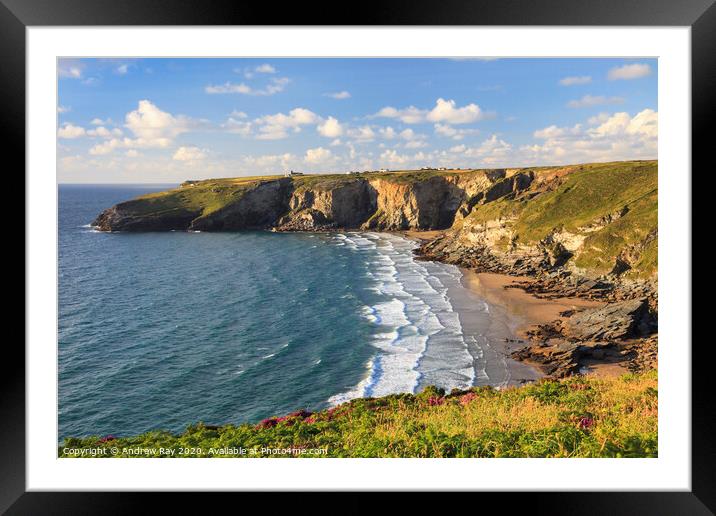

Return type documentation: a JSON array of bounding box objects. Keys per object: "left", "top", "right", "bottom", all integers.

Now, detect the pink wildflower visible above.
[
  {"left": 257, "top": 417, "right": 278, "bottom": 429},
  {"left": 460, "top": 392, "right": 478, "bottom": 406},
  {"left": 579, "top": 417, "right": 594, "bottom": 430}
]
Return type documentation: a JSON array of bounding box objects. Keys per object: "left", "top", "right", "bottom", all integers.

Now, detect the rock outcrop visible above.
[
  {"left": 189, "top": 178, "right": 294, "bottom": 231},
  {"left": 275, "top": 179, "right": 377, "bottom": 231},
  {"left": 511, "top": 298, "right": 657, "bottom": 378}
]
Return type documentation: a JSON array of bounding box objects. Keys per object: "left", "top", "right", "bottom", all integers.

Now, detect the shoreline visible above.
[
  {"left": 459, "top": 270, "right": 604, "bottom": 339},
  {"left": 459, "top": 269, "right": 632, "bottom": 378}
]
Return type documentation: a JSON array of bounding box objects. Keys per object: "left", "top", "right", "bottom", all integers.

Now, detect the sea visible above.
[{"left": 59, "top": 184, "right": 533, "bottom": 439}]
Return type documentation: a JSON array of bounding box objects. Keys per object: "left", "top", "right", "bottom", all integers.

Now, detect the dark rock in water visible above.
[
  {"left": 564, "top": 298, "right": 652, "bottom": 341},
  {"left": 92, "top": 203, "right": 201, "bottom": 232}
]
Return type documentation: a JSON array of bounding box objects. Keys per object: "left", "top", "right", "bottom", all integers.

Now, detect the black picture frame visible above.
[{"left": 5, "top": 0, "right": 710, "bottom": 512}]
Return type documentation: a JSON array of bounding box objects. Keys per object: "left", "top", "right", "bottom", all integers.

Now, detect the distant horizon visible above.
[
  {"left": 58, "top": 58, "right": 657, "bottom": 183},
  {"left": 57, "top": 157, "right": 658, "bottom": 185}
]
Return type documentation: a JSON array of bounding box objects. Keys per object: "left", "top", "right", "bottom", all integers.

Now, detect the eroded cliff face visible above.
[
  {"left": 92, "top": 200, "right": 202, "bottom": 232},
  {"left": 92, "top": 162, "right": 657, "bottom": 289},
  {"left": 93, "top": 170, "right": 517, "bottom": 234},
  {"left": 275, "top": 179, "right": 377, "bottom": 230},
  {"left": 189, "top": 179, "right": 294, "bottom": 231},
  {"left": 418, "top": 162, "right": 658, "bottom": 304}
]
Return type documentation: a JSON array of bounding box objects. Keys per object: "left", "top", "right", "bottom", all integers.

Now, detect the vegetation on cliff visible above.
[
  {"left": 93, "top": 160, "right": 657, "bottom": 279},
  {"left": 462, "top": 161, "right": 657, "bottom": 278},
  {"left": 60, "top": 370, "right": 657, "bottom": 458}
]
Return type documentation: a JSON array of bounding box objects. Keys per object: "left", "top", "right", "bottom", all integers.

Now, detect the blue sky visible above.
[{"left": 57, "top": 58, "right": 657, "bottom": 183}]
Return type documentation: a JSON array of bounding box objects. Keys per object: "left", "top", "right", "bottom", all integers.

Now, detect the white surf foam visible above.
[{"left": 329, "top": 232, "right": 479, "bottom": 405}]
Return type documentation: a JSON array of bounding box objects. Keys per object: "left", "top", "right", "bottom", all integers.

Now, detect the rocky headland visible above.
[{"left": 94, "top": 160, "right": 658, "bottom": 378}]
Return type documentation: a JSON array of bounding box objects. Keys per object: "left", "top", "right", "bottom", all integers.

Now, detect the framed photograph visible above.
[{"left": 8, "top": 0, "right": 711, "bottom": 510}]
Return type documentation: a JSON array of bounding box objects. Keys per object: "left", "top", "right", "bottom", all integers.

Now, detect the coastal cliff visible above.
[
  {"left": 94, "top": 161, "right": 657, "bottom": 282},
  {"left": 94, "top": 161, "right": 658, "bottom": 377}
]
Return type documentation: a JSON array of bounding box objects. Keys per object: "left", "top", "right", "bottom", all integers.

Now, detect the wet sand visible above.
[
  {"left": 447, "top": 275, "right": 543, "bottom": 387},
  {"left": 460, "top": 270, "right": 604, "bottom": 339}
]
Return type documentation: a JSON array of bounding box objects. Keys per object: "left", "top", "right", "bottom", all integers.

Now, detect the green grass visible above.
[
  {"left": 465, "top": 160, "right": 657, "bottom": 278},
  {"left": 574, "top": 188, "right": 657, "bottom": 278},
  {"left": 125, "top": 177, "right": 272, "bottom": 218},
  {"left": 514, "top": 161, "right": 656, "bottom": 240},
  {"left": 59, "top": 370, "right": 657, "bottom": 458}
]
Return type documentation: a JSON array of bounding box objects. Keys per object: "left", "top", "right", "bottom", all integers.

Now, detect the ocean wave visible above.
[{"left": 330, "top": 233, "right": 481, "bottom": 405}]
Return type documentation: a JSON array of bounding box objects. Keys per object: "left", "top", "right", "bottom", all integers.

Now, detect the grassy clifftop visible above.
[
  {"left": 60, "top": 371, "right": 657, "bottom": 458},
  {"left": 132, "top": 176, "right": 277, "bottom": 218},
  {"left": 122, "top": 169, "right": 483, "bottom": 211},
  {"left": 459, "top": 160, "right": 657, "bottom": 279}
]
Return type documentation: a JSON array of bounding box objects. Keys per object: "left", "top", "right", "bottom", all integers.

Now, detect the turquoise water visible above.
[{"left": 59, "top": 185, "right": 523, "bottom": 439}]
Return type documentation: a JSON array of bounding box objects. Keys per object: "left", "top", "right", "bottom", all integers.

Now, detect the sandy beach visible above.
[
  {"left": 460, "top": 270, "right": 631, "bottom": 378},
  {"left": 460, "top": 270, "right": 604, "bottom": 337}
]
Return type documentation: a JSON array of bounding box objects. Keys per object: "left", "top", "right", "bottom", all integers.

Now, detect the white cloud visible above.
[
  {"left": 243, "top": 153, "right": 296, "bottom": 171},
  {"left": 207, "top": 82, "right": 251, "bottom": 94},
  {"left": 255, "top": 64, "right": 276, "bottom": 74},
  {"left": 608, "top": 63, "right": 651, "bottom": 81},
  {"left": 379, "top": 149, "right": 434, "bottom": 167},
  {"left": 434, "top": 124, "right": 458, "bottom": 138},
  {"left": 379, "top": 126, "right": 397, "bottom": 139},
  {"left": 325, "top": 91, "right": 351, "bottom": 99},
  {"left": 205, "top": 77, "right": 290, "bottom": 96},
  {"left": 87, "top": 126, "right": 123, "bottom": 138},
  {"left": 399, "top": 128, "right": 420, "bottom": 141},
  {"left": 57, "top": 105, "right": 71, "bottom": 114},
  {"left": 125, "top": 149, "right": 140, "bottom": 158},
  {"left": 567, "top": 94, "right": 625, "bottom": 108},
  {"left": 304, "top": 147, "right": 333, "bottom": 164},
  {"left": 427, "top": 98, "right": 486, "bottom": 124},
  {"left": 222, "top": 116, "right": 252, "bottom": 136},
  {"left": 533, "top": 124, "right": 581, "bottom": 139},
  {"left": 124, "top": 100, "right": 194, "bottom": 147},
  {"left": 374, "top": 105, "right": 427, "bottom": 124},
  {"left": 521, "top": 109, "right": 657, "bottom": 165},
  {"left": 58, "top": 62, "right": 83, "bottom": 79},
  {"left": 254, "top": 108, "right": 319, "bottom": 140},
  {"left": 317, "top": 116, "right": 343, "bottom": 138},
  {"left": 449, "top": 144, "right": 466, "bottom": 153},
  {"left": 83, "top": 100, "right": 199, "bottom": 155},
  {"left": 379, "top": 149, "right": 410, "bottom": 166},
  {"left": 559, "top": 75, "right": 592, "bottom": 86},
  {"left": 116, "top": 64, "right": 129, "bottom": 75},
  {"left": 88, "top": 139, "right": 123, "bottom": 155},
  {"left": 587, "top": 112, "right": 610, "bottom": 125},
  {"left": 376, "top": 98, "right": 488, "bottom": 125},
  {"left": 433, "top": 123, "right": 480, "bottom": 140},
  {"left": 462, "top": 135, "right": 512, "bottom": 163},
  {"left": 58, "top": 123, "right": 86, "bottom": 139},
  {"left": 347, "top": 125, "right": 376, "bottom": 142},
  {"left": 173, "top": 146, "right": 208, "bottom": 161},
  {"left": 590, "top": 109, "right": 658, "bottom": 139},
  {"left": 90, "top": 117, "right": 111, "bottom": 125}
]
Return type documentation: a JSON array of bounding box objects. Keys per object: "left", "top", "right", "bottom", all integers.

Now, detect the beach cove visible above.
[{"left": 60, "top": 185, "right": 544, "bottom": 439}]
